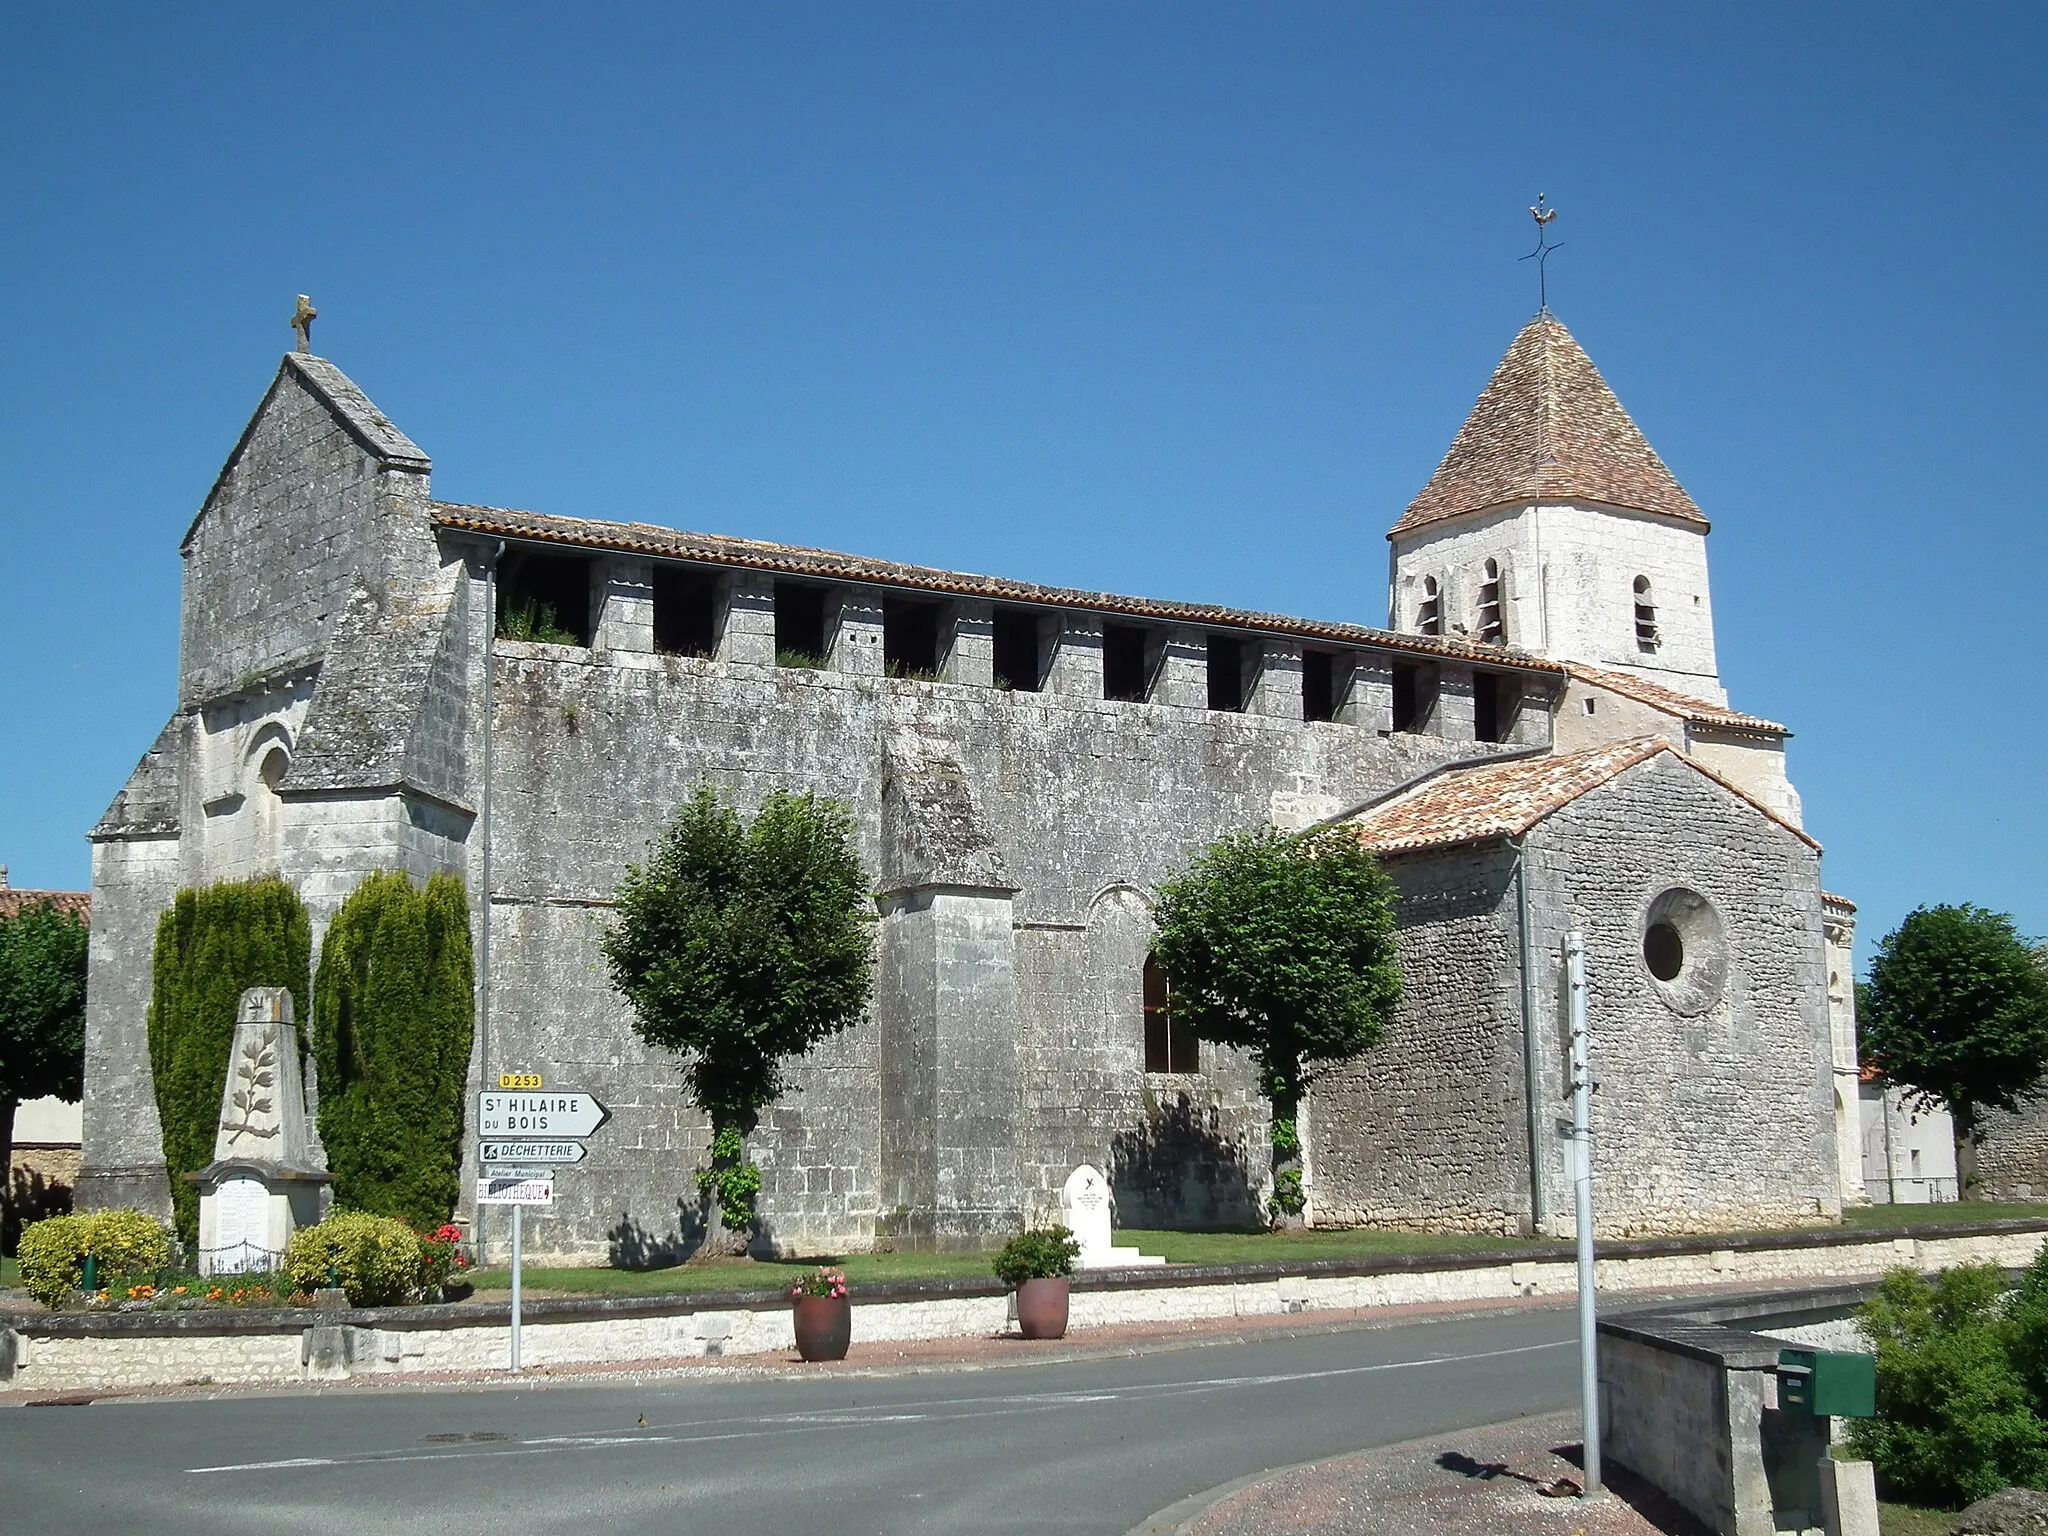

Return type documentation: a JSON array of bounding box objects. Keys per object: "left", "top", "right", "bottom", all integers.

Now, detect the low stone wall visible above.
[
  {"left": 4, "top": 1220, "right": 2044, "bottom": 1398},
  {"left": 1601, "top": 1284, "right": 1893, "bottom": 1536}
]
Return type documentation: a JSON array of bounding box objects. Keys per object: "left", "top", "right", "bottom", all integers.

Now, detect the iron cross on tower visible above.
[
  {"left": 290, "top": 294, "right": 318, "bottom": 354},
  {"left": 1520, "top": 195, "right": 1561, "bottom": 312}
]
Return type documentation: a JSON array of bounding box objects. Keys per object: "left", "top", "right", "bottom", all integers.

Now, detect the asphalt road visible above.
[{"left": 3, "top": 1309, "right": 1580, "bottom": 1535}]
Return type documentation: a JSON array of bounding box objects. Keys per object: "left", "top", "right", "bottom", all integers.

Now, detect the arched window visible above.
[
  {"left": 1416, "top": 576, "right": 1442, "bottom": 637},
  {"left": 1475, "top": 559, "right": 1505, "bottom": 644},
  {"left": 1633, "top": 576, "right": 1660, "bottom": 652},
  {"left": 1143, "top": 957, "right": 1199, "bottom": 1073},
  {"left": 258, "top": 746, "right": 289, "bottom": 794},
  {"left": 245, "top": 731, "right": 293, "bottom": 873}
]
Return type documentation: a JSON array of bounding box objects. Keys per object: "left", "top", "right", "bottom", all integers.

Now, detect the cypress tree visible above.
[
  {"left": 147, "top": 878, "right": 312, "bottom": 1251},
  {"left": 312, "top": 871, "right": 475, "bottom": 1230}
]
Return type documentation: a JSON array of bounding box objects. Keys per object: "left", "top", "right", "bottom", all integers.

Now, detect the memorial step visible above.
[{"left": 1077, "top": 1243, "right": 1167, "bottom": 1269}]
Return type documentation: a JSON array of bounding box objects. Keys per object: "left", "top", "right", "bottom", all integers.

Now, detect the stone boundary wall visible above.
[
  {"left": 1600, "top": 1282, "right": 1892, "bottom": 1536},
  {"left": 5, "top": 1221, "right": 2044, "bottom": 1397}
]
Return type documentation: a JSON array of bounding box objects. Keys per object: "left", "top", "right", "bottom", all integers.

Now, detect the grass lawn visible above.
[
  {"left": 1844, "top": 1200, "right": 2048, "bottom": 1230},
  {"left": 463, "top": 1201, "right": 2048, "bottom": 1299},
  {"left": 1877, "top": 1501, "right": 1954, "bottom": 1535},
  {"left": 0, "top": 1256, "right": 17, "bottom": 1290},
  {"left": 468, "top": 1248, "right": 1002, "bottom": 1297},
  {"left": 1116, "top": 1227, "right": 1540, "bottom": 1265},
  {"left": 470, "top": 1227, "right": 1547, "bottom": 1297}
]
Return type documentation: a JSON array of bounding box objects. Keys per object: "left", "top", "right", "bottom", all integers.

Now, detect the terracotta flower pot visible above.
[
  {"left": 1014, "top": 1276, "right": 1070, "bottom": 1340},
  {"left": 793, "top": 1293, "right": 852, "bottom": 1361}
]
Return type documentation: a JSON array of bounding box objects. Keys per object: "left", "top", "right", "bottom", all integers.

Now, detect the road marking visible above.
[{"left": 184, "top": 1338, "right": 1569, "bottom": 1475}]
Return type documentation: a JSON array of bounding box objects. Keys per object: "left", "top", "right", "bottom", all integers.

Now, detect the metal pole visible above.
[
  {"left": 476, "top": 539, "right": 503, "bottom": 1266},
  {"left": 1565, "top": 929, "right": 1602, "bottom": 1496},
  {"left": 1513, "top": 836, "right": 1546, "bottom": 1232},
  {"left": 509, "top": 1201, "right": 523, "bottom": 1373}
]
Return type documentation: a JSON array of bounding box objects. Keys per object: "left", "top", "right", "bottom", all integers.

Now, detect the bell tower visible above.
[{"left": 1388, "top": 312, "right": 1725, "bottom": 706}]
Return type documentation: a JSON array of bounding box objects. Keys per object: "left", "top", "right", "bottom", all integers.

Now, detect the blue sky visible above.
[{"left": 2, "top": 5, "right": 2042, "bottom": 963}]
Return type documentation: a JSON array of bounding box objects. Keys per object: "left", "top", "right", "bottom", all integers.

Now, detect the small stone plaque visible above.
[{"left": 214, "top": 1175, "right": 271, "bottom": 1265}]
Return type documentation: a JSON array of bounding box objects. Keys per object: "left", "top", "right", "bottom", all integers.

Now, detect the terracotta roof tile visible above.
[
  {"left": 1392, "top": 314, "right": 1706, "bottom": 537},
  {"left": 1347, "top": 738, "right": 1667, "bottom": 853},
  {"left": 1345, "top": 736, "right": 1819, "bottom": 855},
  {"left": 432, "top": 504, "right": 1566, "bottom": 675},
  {"left": 0, "top": 885, "right": 90, "bottom": 922},
  {"left": 1566, "top": 663, "right": 1786, "bottom": 736}
]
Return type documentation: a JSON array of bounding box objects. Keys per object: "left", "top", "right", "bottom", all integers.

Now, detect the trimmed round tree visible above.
[
  {"left": 0, "top": 897, "right": 89, "bottom": 1250},
  {"left": 1150, "top": 824, "right": 1403, "bottom": 1227},
  {"left": 1862, "top": 903, "right": 2048, "bottom": 1187},
  {"left": 147, "top": 877, "right": 312, "bottom": 1250},
  {"left": 603, "top": 787, "right": 873, "bottom": 1255},
  {"left": 312, "top": 870, "right": 476, "bottom": 1231}
]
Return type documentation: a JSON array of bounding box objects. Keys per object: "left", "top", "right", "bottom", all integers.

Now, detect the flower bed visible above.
[{"left": 15, "top": 1209, "right": 472, "bottom": 1313}]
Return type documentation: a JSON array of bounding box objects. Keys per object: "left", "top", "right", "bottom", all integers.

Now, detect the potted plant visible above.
[
  {"left": 790, "top": 1265, "right": 851, "bottom": 1361},
  {"left": 994, "top": 1227, "right": 1082, "bottom": 1340}
]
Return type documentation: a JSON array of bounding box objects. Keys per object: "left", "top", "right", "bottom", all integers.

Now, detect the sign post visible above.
[
  {"left": 1564, "top": 930, "right": 1602, "bottom": 1498},
  {"left": 475, "top": 1171, "right": 553, "bottom": 1370},
  {"left": 510, "top": 1201, "right": 522, "bottom": 1371},
  {"left": 475, "top": 1076, "right": 607, "bottom": 1373}
]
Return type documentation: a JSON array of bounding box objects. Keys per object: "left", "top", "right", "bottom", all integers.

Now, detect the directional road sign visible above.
[
  {"left": 477, "top": 1092, "right": 610, "bottom": 1139},
  {"left": 480, "top": 1140, "right": 590, "bottom": 1167},
  {"left": 476, "top": 1174, "right": 554, "bottom": 1207}
]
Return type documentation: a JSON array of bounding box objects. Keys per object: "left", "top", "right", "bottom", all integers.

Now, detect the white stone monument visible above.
[
  {"left": 1060, "top": 1164, "right": 1164, "bottom": 1269},
  {"left": 192, "top": 987, "right": 331, "bottom": 1274}
]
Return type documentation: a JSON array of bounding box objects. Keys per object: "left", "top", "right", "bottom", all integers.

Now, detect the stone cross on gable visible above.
[{"left": 290, "top": 294, "right": 317, "bottom": 354}]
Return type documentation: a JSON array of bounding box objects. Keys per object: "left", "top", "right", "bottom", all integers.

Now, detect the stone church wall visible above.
[
  {"left": 1308, "top": 752, "right": 1834, "bottom": 1241},
  {"left": 1531, "top": 753, "right": 1835, "bottom": 1234},
  {"left": 473, "top": 615, "right": 1494, "bottom": 1257},
  {"left": 1308, "top": 842, "right": 1528, "bottom": 1234},
  {"left": 177, "top": 364, "right": 432, "bottom": 709}
]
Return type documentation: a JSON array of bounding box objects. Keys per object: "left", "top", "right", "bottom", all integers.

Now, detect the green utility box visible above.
[{"left": 1777, "top": 1349, "right": 1877, "bottom": 1418}]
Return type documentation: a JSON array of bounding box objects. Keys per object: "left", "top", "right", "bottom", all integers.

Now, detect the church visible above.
[{"left": 79, "top": 304, "right": 1860, "bottom": 1260}]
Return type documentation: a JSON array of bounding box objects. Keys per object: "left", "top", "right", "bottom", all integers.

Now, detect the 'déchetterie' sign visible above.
[{"left": 476, "top": 1092, "right": 610, "bottom": 1139}]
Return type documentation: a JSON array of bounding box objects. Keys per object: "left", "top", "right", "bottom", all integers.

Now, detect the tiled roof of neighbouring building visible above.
[
  {"left": 0, "top": 869, "right": 90, "bottom": 922},
  {"left": 1392, "top": 313, "right": 1707, "bottom": 537},
  {"left": 1344, "top": 736, "right": 1819, "bottom": 854},
  {"left": 432, "top": 503, "right": 1568, "bottom": 675},
  {"left": 1565, "top": 663, "right": 1787, "bottom": 736}
]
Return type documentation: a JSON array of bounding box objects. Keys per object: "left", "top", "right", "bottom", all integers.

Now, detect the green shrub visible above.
[
  {"left": 2006, "top": 1241, "right": 2048, "bottom": 1410},
  {"left": 17, "top": 1209, "right": 175, "bottom": 1308},
  {"left": 148, "top": 878, "right": 312, "bottom": 1251},
  {"left": 1847, "top": 1265, "right": 2048, "bottom": 1505},
  {"left": 312, "top": 871, "right": 474, "bottom": 1232},
  {"left": 993, "top": 1227, "right": 1081, "bottom": 1287},
  {"left": 284, "top": 1211, "right": 425, "bottom": 1306}
]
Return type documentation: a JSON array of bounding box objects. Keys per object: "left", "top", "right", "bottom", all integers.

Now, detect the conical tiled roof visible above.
[{"left": 1392, "top": 313, "right": 1706, "bottom": 537}]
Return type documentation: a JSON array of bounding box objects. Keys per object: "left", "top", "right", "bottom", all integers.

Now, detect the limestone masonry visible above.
[{"left": 81, "top": 309, "right": 1858, "bottom": 1260}]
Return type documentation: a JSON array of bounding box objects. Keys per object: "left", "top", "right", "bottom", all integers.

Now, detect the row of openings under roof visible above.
[
  {"left": 771, "top": 582, "right": 1052, "bottom": 688},
  {"left": 1389, "top": 662, "right": 1521, "bottom": 743},
  {"left": 774, "top": 584, "right": 956, "bottom": 679},
  {"left": 496, "top": 548, "right": 725, "bottom": 655},
  {"left": 494, "top": 551, "right": 1526, "bottom": 740}
]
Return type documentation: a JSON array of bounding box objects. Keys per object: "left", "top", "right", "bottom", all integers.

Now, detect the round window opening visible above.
[
  {"left": 1643, "top": 921, "right": 1684, "bottom": 981},
  {"left": 1640, "top": 887, "right": 1729, "bottom": 1016}
]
